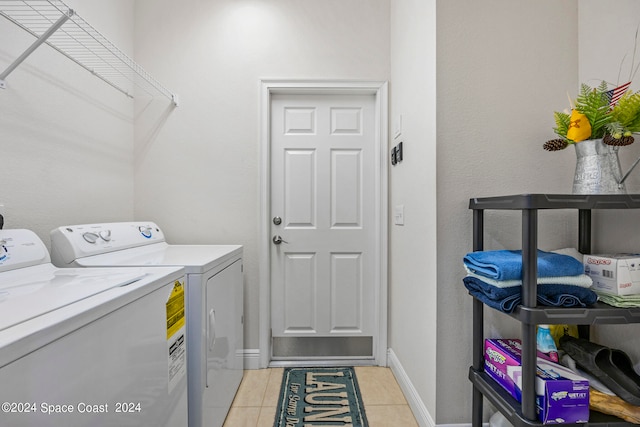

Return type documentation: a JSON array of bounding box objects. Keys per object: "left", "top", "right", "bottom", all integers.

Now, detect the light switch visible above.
[{"left": 394, "top": 205, "right": 404, "bottom": 225}]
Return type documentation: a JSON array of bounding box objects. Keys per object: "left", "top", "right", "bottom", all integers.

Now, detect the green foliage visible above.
[
  {"left": 574, "top": 81, "right": 612, "bottom": 139},
  {"left": 553, "top": 111, "right": 570, "bottom": 140},
  {"left": 605, "top": 122, "right": 624, "bottom": 139},
  {"left": 611, "top": 91, "right": 640, "bottom": 133}
]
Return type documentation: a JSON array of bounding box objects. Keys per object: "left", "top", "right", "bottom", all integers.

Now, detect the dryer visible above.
[
  {"left": 0, "top": 229, "right": 188, "bottom": 427},
  {"left": 50, "top": 222, "right": 243, "bottom": 427}
]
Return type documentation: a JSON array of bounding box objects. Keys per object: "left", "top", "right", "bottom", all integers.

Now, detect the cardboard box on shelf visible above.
[
  {"left": 584, "top": 254, "right": 640, "bottom": 296},
  {"left": 484, "top": 338, "right": 589, "bottom": 424}
]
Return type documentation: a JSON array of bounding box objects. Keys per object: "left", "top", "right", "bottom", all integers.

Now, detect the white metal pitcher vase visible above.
[{"left": 572, "top": 138, "right": 632, "bottom": 194}]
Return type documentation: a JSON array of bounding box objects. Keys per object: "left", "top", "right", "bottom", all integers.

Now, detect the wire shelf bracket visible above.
[{"left": 0, "top": 0, "right": 178, "bottom": 106}]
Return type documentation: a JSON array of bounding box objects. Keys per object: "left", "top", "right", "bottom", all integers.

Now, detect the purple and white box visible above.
[{"left": 484, "top": 338, "right": 590, "bottom": 424}]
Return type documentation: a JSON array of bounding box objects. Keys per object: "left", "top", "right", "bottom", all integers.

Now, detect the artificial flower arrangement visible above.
[{"left": 543, "top": 81, "right": 640, "bottom": 151}]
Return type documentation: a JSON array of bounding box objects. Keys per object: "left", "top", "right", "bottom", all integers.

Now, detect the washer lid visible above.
[
  {"left": 0, "top": 264, "right": 146, "bottom": 332},
  {"left": 75, "top": 244, "right": 243, "bottom": 274}
]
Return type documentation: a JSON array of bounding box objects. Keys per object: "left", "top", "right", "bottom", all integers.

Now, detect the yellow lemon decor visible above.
[{"left": 566, "top": 110, "right": 591, "bottom": 142}]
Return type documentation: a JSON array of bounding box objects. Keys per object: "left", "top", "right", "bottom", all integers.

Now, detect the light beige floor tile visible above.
[
  {"left": 354, "top": 366, "right": 407, "bottom": 405},
  {"left": 222, "top": 406, "right": 260, "bottom": 427},
  {"left": 262, "top": 368, "right": 284, "bottom": 407},
  {"left": 233, "top": 369, "right": 271, "bottom": 407},
  {"left": 257, "top": 406, "right": 277, "bottom": 427},
  {"left": 364, "top": 404, "right": 419, "bottom": 427}
]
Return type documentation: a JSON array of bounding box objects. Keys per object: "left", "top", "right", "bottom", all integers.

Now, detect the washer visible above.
[
  {"left": 0, "top": 229, "right": 188, "bottom": 427},
  {"left": 50, "top": 222, "right": 243, "bottom": 427}
]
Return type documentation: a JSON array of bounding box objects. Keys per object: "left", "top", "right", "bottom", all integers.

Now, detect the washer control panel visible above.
[
  {"left": 50, "top": 222, "right": 165, "bottom": 265},
  {"left": 0, "top": 239, "right": 8, "bottom": 262}
]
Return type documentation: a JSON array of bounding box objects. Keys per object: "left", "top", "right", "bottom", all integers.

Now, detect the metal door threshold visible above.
[{"left": 269, "top": 359, "right": 378, "bottom": 368}]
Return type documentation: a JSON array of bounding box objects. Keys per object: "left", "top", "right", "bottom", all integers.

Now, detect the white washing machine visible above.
[
  {"left": 0, "top": 229, "right": 188, "bottom": 427},
  {"left": 50, "top": 222, "right": 243, "bottom": 427}
]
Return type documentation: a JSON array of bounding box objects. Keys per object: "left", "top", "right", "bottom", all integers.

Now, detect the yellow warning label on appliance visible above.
[{"left": 166, "top": 281, "right": 185, "bottom": 339}]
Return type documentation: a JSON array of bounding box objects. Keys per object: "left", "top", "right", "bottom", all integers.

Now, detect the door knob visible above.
[{"left": 272, "top": 235, "right": 288, "bottom": 245}]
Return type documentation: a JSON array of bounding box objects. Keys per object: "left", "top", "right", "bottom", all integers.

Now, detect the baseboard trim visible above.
[
  {"left": 242, "top": 349, "right": 261, "bottom": 370},
  {"left": 387, "top": 348, "right": 436, "bottom": 427}
]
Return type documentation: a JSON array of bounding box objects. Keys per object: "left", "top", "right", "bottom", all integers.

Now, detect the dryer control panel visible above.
[
  {"left": 50, "top": 222, "right": 166, "bottom": 265},
  {"left": 0, "top": 229, "right": 50, "bottom": 272}
]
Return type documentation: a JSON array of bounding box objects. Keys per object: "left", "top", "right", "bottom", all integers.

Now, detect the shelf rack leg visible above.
[
  {"left": 578, "top": 209, "right": 592, "bottom": 340},
  {"left": 0, "top": 10, "right": 73, "bottom": 89},
  {"left": 472, "top": 298, "right": 484, "bottom": 427},
  {"left": 521, "top": 209, "right": 538, "bottom": 421},
  {"left": 578, "top": 209, "right": 591, "bottom": 254},
  {"left": 472, "top": 209, "right": 484, "bottom": 427}
]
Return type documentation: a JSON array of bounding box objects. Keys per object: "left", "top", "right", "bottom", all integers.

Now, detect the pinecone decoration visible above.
[
  {"left": 603, "top": 134, "right": 635, "bottom": 146},
  {"left": 543, "top": 138, "right": 568, "bottom": 151}
]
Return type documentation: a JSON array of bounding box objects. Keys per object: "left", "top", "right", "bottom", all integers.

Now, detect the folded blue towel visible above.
[
  {"left": 463, "top": 276, "right": 598, "bottom": 313},
  {"left": 463, "top": 249, "right": 584, "bottom": 281}
]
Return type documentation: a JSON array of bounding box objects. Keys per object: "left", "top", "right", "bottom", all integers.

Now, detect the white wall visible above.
[
  {"left": 435, "top": 0, "right": 579, "bottom": 423},
  {"left": 389, "top": 0, "right": 438, "bottom": 421},
  {"left": 132, "top": 0, "right": 390, "bottom": 351},
  {"left": 0, "top": 0, "right": 135, "bottom": 246}
]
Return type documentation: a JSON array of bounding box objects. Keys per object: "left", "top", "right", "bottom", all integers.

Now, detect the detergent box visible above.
[
  {"left": 484, "top": 339, "right": 589, "bottom": 424},
  {"left": 583, "top": 254, "right": 640, "bottom": 296}
]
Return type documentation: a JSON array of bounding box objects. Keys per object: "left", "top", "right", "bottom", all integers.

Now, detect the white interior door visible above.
[{"left": 270, "top": 93, "right": 377, "bottom": 360}]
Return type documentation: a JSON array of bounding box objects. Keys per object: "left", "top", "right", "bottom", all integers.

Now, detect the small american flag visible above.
[{"left": 605, "top": 81, "right": 631, "bottom": 108}]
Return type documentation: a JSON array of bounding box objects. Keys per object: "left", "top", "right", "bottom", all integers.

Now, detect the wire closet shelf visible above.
[{"left": 0, "top": 0, "right": 178, "bottom": 105}]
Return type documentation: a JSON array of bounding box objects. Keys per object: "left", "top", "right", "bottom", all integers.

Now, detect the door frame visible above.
[{"left": 258, "top": 80, "right": 388, "bottom": 368}]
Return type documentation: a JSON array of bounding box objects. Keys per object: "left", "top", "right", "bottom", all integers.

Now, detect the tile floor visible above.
[{"left": 222, "top": 366, "right": 419, "bottom": 427}]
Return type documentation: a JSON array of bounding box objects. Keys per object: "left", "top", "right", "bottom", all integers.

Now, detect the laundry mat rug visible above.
[{"left": 274, "top": 367, "right": 369, "bottom": 427}]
